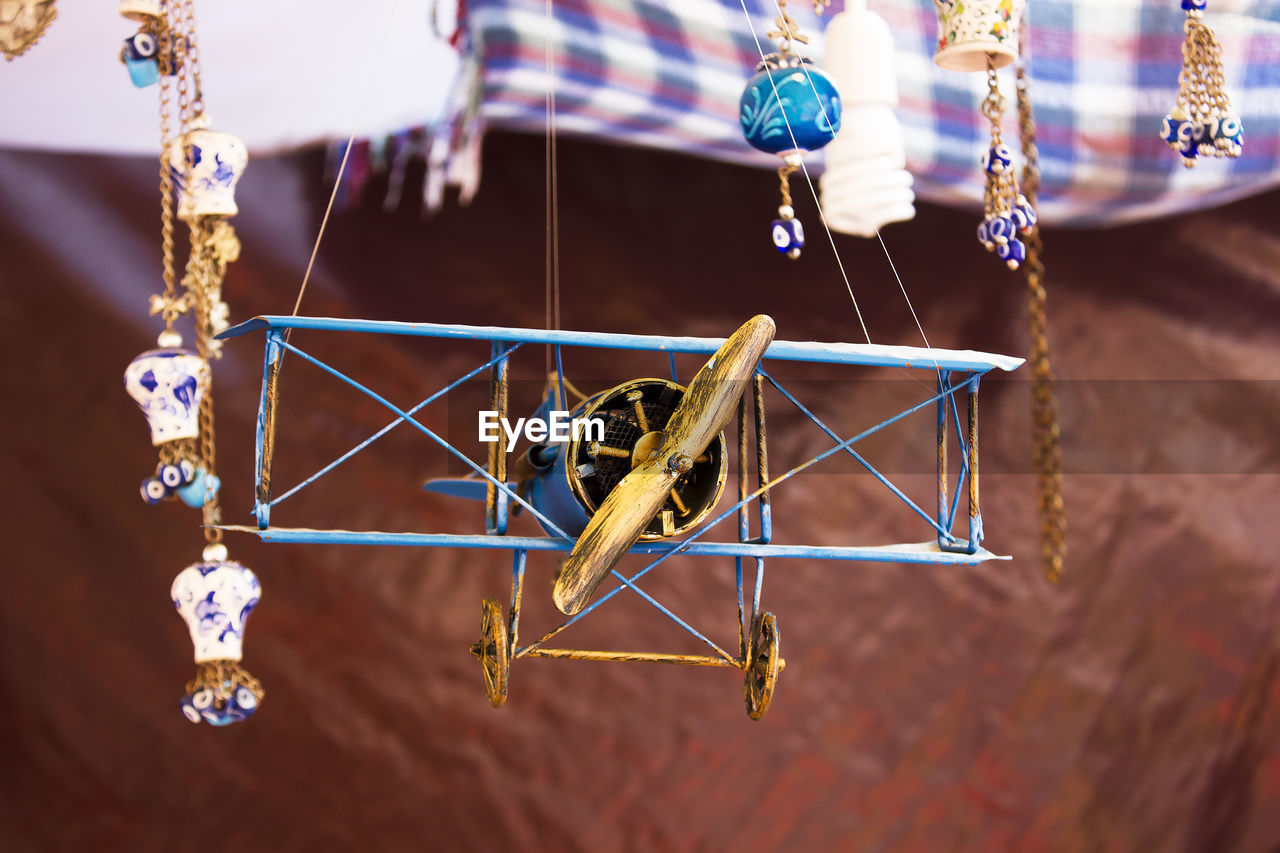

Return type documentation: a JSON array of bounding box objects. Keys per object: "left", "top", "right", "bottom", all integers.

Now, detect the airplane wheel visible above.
[
  {"left": 744, "top": 612, "right": 779, "bottom": 720},
  {"left": 472, "top": 597, "right": 509, "bottom": 708}
]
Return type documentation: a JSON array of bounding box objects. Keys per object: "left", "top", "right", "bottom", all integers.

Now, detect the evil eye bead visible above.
[
  {"left": 997, "top": 237, "right": 1026, "bottom": 269},
  {"left": 124, "top": 31, "right": 158, "bottom": 60},
  {"left": 1193, "top": 119, "right": 1219, "bottom": 155},
  {"left": 976, "top": 218, "right": 994, "bottom": 250},
  {"left": 1215, "top": 114, "right": 1243, "bottom": 155},
  {"left": 179, "top": 695, "right": 203, "bottom": 724},
  {"left": 141, "top": 476, "right": 168, "bottom": 505},
  {"left": 1010, "top": 194, "right": 1037, "bottom": 233},
  {"left": 178, "top": 458, "right": 195, "bottom": 484},
  {"left": 771, "top": 217, "right": 805, "bottom": 259},
  {"left": 1180, "top": 0, "right": 1206, "bottom": 10},
  {"left": 1160, "top": 111, "right": 1197, "bottom": 155},
  {"left": 986, "top": 214, "right": 1016, "bottom": 245},
  {"left": 981, "top": 143, "right": 1013, "bottom": 175},
  {"left": 159, "top": 463, "right": 187, "bottom": 489},
  {"left": 176, "top": 470, "right": 219, "bottom": 508}
]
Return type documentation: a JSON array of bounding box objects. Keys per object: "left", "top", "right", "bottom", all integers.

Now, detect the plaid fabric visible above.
[{"left": 461, "top": 0, "right": 1280, "bottom": 225}]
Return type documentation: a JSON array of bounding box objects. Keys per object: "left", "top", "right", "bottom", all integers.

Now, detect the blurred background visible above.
[{"left": 2, "top": 1, "right": 1279, "bottom": 850}]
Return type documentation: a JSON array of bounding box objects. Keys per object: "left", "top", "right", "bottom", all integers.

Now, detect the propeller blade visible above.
[
  {"left": 662, "top": 314, "right": 775, "bottom": 462},
  {"left": 552, "top": 315, "right": 776, "bottom": 616},
  {"left": 552, "top": 460, "right": 677, "bottom": 615}
]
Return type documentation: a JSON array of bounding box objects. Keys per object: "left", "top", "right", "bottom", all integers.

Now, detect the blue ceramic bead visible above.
[
  {"left": 123, "top": 53, "right": 159, "bottom": 88},
  {"left": 1181, "top": 0, "right": 1206, "bottom": 11},
  {"left": 1215, "top": 114, "right": 1243, "bottom": 155},
  {"left": 740, "top": 61, "right": 841, "bottom": 156},
  {"left": 159, "top": 463, "right": 186, "bottom": 489},
  {"left": 141, "top": 476, "right": 168, "bottom": 505},
  {"left": 976, "top": 218, "right": 992, "bottom": 249},
  {"left": 181, "top": 682, "right": 259, "bottom": 726},
  {"left": 986, "top": 214, "right": 1016, "bottom": 245},
  {"left": 997, "top": 237, "right": 1026, "bottom": 269},
  {"left": 176, "top": 470, "right": 219, "bottom": 508},
  {"left": 122, "top": 31, "right": 158, "bottom": 61},
  {"left": 771, "top": 218, "right": 805, "bottom": 258},
  {"left": 1160, "top": 112, "right": 1197, "bottom": 158},
  {"left": 1011, "top": 194, "right": 1037, "bottom": 233},
  {"left": 981, "top": 143, "right": 1013, "bottom": 175}
]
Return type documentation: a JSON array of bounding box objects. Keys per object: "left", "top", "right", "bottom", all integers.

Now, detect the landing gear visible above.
[
  {"left": 472, "top": 597, "right": 509, "bottom": 708},
  {"left": 744, "top": 612, "right": 780, "bottom": 720}
]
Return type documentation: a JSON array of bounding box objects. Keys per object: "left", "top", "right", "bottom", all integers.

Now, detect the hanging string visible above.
[
  {"left": 738, "top": 1, "right": 871, "bottom": 344},
  {"left": 544, "top": 0, "right": 562, "bottom": 384},
  {"left": 290, "top": 0, "right": 402, "bottom": 321}
]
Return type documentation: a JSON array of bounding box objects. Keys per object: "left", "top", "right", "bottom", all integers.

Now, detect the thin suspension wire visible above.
[
  {"left": 545, "top": 0, "right": 563, "bottom": 377},
  {"left": 737, "top": 1, "right": 870, "bottom": 344},
  {"left": 291, "top": 0, "right": 402, "bottom": 319}
]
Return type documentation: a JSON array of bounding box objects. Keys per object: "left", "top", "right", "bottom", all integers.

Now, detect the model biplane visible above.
[{"left": 217, "top": 314, "right": 1021, "bottom": 719}]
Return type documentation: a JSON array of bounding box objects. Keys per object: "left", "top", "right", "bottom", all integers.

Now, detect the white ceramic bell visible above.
[
  {"left": 167, "top": 116, "right": 249, "bottom": 220},
  {"left": 171, "top": 552, "right": 261, "bottom": 664},
  {"left": 933, "top": 0, "right": 1024, "bottom": 72},
  {"left": 123, "top": 344, "right": 209, "bottom": 445},
  {"left": 819, "top": 1, "right": 915, "bottom": 238},
  {"left": 119, "top": 0, "right": 161, "bottom": 21}
]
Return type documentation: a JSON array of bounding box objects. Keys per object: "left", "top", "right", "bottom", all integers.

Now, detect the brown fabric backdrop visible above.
[{"left": 1, "top": 133, "right": 1278, "bottom": 851}]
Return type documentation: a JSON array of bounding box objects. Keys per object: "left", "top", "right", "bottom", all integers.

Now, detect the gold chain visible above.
[
  {"left": 146, "top": 1, "right": 225, "bottom": 539},
  {"left": 1015, "top": 57, "right": 1066, "bottom": 584},
  {"left": 777, "top": 163, "right": 797, "bottom": 208}
]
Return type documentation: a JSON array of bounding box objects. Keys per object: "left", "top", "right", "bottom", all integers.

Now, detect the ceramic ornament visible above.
[
  {"left": 819, "top": 0, "right": 915, "bottom": 237},
  {"left": 1160, "top": 0, "right": 1242, "bottom": 167},
  {"left": 171, "top": 545, "right": 264, "bottom": 725},
  {"left": 933, "top": 0, "right": 1025, "bottom": 72},
  {"left": 124, "top": 340, "right": 209, "bottom": 445},
  {"left": 166, "top": 116, "right": 249, "bottom": 220},
  {"left": 738, "top": 0, "right": 841, "bottom": 260}
]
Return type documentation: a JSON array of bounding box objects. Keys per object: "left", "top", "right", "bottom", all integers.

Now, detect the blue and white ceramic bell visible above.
[
  {"left": 124, "top": 334, "right": 210, "bottom": 446},
  {"left": 740, "top": 54, "right": 842, "bottom": 158},
  {"left": 171, "top": 544, "right": 264, "bottom": 726},
  {"left": 167, "top": 116, "right": 249, "bottom": 220}
]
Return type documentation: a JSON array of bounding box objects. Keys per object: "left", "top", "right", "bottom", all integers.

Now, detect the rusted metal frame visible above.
[
  {"left": 942, "top": 373, "right": 967, "bottom": 532},
  {"left": 254, "top": 331, "right": 284, "bottom": 529},
  {"left": 268, "top": 344, "right": 522, "bottom": 511},
  {"left": 758, "top": 368, "right": 953, "bottom": 539},
  {"left": 518, "top": 648, "right": 738, "bottom": 667},
  {"left": 272, "top": 338, "right": 695, "bottom": 630},
  {"left": 508, "top": 549, "right": 526, "bottom": 659},
  {"left": 271, "top": 336, "right": 571, "bottom": 539},
  {"left": 940, "top": 374, "right": 983, "bottom": 553},
  {"left": 736, "top": 397, "right": 749, "bottom": 664},
  {"left": 752, "top": 373, "right": 772, "bottom": 544},
  {"left": 518, "top": 380, "right": 960, "bottom": 658},
  {"left": 554, "top": 344, "right": 567, "bottom": 411},
  {"left": 945, "top": 383, "right": 971, "bottom": 532},
  {"left": 514, "top": 565, "right": 740, "bottom": 666},
  {"left": 937, "top": 371, "right": 950, "bottom": 549},
  {"left": 967, "top": 378, "right": 982, "bottom": 549},
  {"left": 486, "top": 341, "right": 512, "bottom": 535}
]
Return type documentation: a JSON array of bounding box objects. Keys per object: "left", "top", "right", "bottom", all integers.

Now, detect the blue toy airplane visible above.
[{"left": 218, "top": 314, "right": 1021, "bottom": 717}]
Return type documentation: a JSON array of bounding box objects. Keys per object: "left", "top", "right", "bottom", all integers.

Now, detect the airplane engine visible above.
[{"left": 523, "top": 378, "right": 727, "bottom": 540}]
